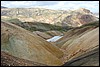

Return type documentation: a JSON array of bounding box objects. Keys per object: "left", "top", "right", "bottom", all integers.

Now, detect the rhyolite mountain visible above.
[
  {"left": 1, "top": 20, "right": 99, "bottom": 66},
  {"left": 1, "top": 8, "right": 98, "bottom": 27},
  {"left": 1, "top": 7, "right": 99, "bottom": 66}
]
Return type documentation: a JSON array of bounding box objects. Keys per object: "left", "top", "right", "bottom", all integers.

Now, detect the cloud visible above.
[
  {"left": 1, "top": 1, "right": 37, "bottom": 8},
  {"left": 1, "top": 1, "right": 99, "bottom": 13},
  {"left": 40, "top": 1, "right": 99, "bottom": 13},
  {"left": 36, "top": 1, "right": 58, "bottom": 6}
]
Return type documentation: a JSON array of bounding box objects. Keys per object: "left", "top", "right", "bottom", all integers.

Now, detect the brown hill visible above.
[
  {"left": 61, "top": 27, "right": 99, "bottom": 62},
  {"left": 1, "top": 51, "right": 47, "bottom": 66},
  {"left": 32, "top": 31, "right": 52, "bottom": 39},
  {"left": 55, "top": 21, "right": 99, "bottom": 48},
  {"left": 1, "top": 21, "right": 99, "bottom": 66},
  {"left": 63, "top": 48, "right": 99, "bottom": 66},
  {"left": 1, "top": 21, "right": 64, "bottom": 66}
]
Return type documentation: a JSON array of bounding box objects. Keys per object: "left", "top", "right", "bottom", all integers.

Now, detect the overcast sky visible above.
[{"left": 1, "top": 1, "right": 99, "bottom": 13}]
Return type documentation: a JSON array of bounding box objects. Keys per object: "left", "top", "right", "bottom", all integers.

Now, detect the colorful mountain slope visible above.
[{"left": 1, "top": 21, "right": 64, "bottom": 66}]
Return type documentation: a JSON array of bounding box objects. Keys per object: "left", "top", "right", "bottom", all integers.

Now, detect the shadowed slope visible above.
[
  {"left": 63, "top": 48, "right": 99, "bottom": 66},
  {"left": 33, "top": 31, "right": 52, "bottom": 39},
  {"left": 1, "top": 51, "right": 47, "bottom": 66}
]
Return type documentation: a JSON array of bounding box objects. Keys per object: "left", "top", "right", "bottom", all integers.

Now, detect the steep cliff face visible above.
[
  {"left": 1, "top": 8, "right": 98, "bottom": 27},
  {"left": 1, "top": 21, "right": 64, "bottom": 66}
]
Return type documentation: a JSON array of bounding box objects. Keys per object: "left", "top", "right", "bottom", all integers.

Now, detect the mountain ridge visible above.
[{"left": 1, "top": 8, "right": 98, "bottom": 27}]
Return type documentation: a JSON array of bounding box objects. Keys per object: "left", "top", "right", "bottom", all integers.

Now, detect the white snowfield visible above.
[{"left": 47, "top": 36, "right": 63, "bottom": 42}]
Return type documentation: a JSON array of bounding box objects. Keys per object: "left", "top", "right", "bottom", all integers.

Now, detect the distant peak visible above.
[
  {"left": 78, "top": 8, "right": 89, "bottom": 11},
  {"left": 76, "top": 8, "right": 91, "bottom": 13}
]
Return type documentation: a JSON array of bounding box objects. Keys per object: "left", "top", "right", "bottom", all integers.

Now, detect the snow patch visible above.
[{"left": 47, "top": 36, "right": 63, "bottom": 42}]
